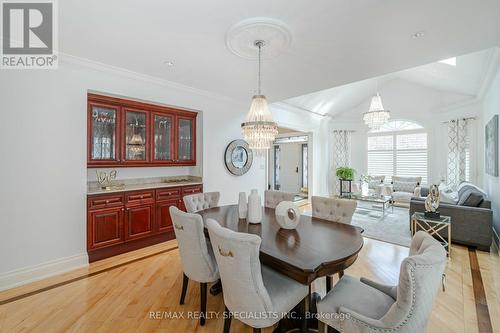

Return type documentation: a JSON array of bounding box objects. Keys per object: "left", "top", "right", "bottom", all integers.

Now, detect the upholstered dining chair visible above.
[
  {"left": 316, "top": 231, "right": 447, "bottom": 333},
  {"left": 311, "top": 196, "right": 357, "bottom": 224},
  {"left": 206, "top": 218, "right": 309, "bottom": 333},
  {"left": 183, "top": 191, "right": 220, "bottom": 213},
  {"left": 264, "top": 190, "right": 295, "bottom": 209},
  {"left": 312, "top": 196, "right": 358, "bottom": 291},
  {"left": 169, "top": 206, "right": 220, "bottom": 326}
]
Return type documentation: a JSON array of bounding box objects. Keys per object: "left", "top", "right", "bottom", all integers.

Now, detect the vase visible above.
[
  {"left": 247, "top": 189, "right": 262, "bottom": 224},
  {"left": 238, "top": 192, "right": 247, "bottom": 219}
]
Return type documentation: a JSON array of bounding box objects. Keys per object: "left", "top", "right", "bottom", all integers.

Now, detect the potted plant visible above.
[
  {"left": 336, "top": 167, "right": 355, "bottom": 180},
  {"left": 336, "top": 167, "right": 356, "bottom": 197}
]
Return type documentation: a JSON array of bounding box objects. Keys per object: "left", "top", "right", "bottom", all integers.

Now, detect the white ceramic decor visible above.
[
  {"left": 247, "top": 189, "right": 262, "bottom": 224},
  {"left": 238, "top": 192, "right": 247, "bottom": 219},
  {"left": 275, "top": 201, "right": 301, "bottom": 229}
]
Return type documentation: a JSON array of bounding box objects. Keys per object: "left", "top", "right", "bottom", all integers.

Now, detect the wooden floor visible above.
[{"left": 0, "top": 237, "right": 499, "bottom": 333}]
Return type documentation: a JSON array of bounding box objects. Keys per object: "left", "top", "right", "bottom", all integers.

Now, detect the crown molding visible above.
[{"left": 59, "top": 53, "right": 244, "bottom": 107}]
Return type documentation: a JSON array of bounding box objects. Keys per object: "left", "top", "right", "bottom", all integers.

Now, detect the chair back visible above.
[
  {"left": 264, "top": 190, "right": 295, "bottom": 209},
  {"left": 381, "top": 231, "right": 447, "bottom": 331},
  {"left": 169, "top": 206, "right": 218, "bottom": 283},
  {"left": 206, "top": 219, "right": 273, "bottom": 315},
  {"left": 311, "top": 196, "right": 357, "bottom": 224},
  {"left": 183, "top": 192, "right": 220, "bottom": 213}
]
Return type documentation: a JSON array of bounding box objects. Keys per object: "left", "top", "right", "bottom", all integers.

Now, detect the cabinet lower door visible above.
[
  {"left": 88, "top": 208, "right": 124, "bottom": 249},
  {"left": 124, "top": 204, "right": 155, "bottom": 240},
  {"left": 156, "top": 200, "right": 178, "bottom": 233}
]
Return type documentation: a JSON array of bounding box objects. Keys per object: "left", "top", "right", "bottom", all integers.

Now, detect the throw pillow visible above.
[
  {"left": 393, "top": 180, "right": 417, "bottom": 193},
  {"left": 457, "top": 186, "right": 484, "bottom": 207}
]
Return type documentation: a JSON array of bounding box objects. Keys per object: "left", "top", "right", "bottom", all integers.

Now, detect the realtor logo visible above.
[{"left": 1, "top": 0, "right": 58, "bottom": 69}]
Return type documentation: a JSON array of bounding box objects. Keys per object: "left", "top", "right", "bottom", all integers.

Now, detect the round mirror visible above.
[{"left": 225, "top": 140, "right": 253, "bottom": 176}]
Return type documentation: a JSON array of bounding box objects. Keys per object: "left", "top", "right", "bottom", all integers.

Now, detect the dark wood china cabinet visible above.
[{"left": 87, "top": 94, "right": 197, "bottom": 167}]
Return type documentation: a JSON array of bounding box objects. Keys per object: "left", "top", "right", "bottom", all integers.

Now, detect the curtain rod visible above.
[{"left": 442, "top": 117, "right": 476, "bottom": 124}]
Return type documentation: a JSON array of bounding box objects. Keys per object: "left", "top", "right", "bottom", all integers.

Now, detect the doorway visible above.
[{"left": 268, "top": 128, "right": 309, "bottom": 200}]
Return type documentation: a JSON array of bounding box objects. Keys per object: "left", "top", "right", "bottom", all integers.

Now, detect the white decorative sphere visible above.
[{"left": 275, "top": 201, "right": 301, "bottom": 229}]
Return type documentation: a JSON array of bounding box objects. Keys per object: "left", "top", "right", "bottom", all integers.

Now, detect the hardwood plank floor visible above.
[{"left": 0, "top": 237, "right": 498, "bottom": 333}]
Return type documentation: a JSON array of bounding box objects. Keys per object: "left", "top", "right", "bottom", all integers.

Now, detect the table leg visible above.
[{"left": 326, "top": 275, "right": 332, "bottom": 293}]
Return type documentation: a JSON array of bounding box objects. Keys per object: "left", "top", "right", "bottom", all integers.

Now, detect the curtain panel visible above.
[
  {"left": 446, "top": 119, "right": 470, "bottom": 189},
  {"left": 333, "top": 130, "right": 352, "bottom": 195}
]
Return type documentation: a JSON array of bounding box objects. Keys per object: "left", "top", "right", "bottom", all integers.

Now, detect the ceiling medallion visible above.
[{"left": 225, "top": 18, "right": 292, "bottom": 60}]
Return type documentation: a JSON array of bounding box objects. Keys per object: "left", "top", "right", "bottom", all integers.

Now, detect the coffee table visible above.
[{"left": 338, "top": 193, "right": 393, "bottom": 216}]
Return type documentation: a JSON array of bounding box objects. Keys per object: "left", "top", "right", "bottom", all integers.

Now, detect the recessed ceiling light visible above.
[
  {"left": 163, "top": 60, "right": 174, "bottom": 66},
  {"left": 412, "top": 31, "right": 425, "bottom": 38}
]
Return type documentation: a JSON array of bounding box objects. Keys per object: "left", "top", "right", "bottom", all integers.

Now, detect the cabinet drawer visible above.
[
  {"left": 88, "top": 194, "right": 124, "bottom": 210},
  {"left": 156, "top": 187, "right": 181, "bottom": 201},
  {"left": 125, "top": 190, "right": 155, "bottom": 205},
  {"left": 182, "top": 185, "right": 203, "bottom": 196}
]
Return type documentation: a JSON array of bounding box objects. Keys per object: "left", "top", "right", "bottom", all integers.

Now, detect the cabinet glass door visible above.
[
  {"left": 124, "top": 110, "right": 148, "bottom": 162},
  {"left": 89, "top": 104, "right": 119, "bottom": 162},
  {"left": 153, "top": 113, "right": 173, "bottom": 162},
  {"left": 177, "top": 117, "right": 194, "bottom": 162}
]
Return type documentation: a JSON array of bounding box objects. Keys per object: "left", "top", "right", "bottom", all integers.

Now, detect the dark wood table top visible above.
[{"left": 198, "top": 205, "right": 364, "bottom": 285}]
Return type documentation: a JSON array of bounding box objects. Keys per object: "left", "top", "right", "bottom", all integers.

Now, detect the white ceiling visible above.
[
  {"left": 283, "top": 48, "right": 498, "bottom": 116},
  {"left": 60, "top": 1, "right": 500, "bottom": 102}
]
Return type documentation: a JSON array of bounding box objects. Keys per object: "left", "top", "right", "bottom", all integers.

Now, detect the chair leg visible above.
[
  {"left": 200, "top": 282, "right": 207, "bottom": 326},
  {"left": 301, "top": 291, "right": 310, "bottom": 333},
  {"left": 179, "top": 273, "right": 189, "bottom": 305},
  {"left": 318, "top": 320, "right": 326, "bottom": 333},
  {"left": 223, "top": 306, "right": 232, "bottom": 333},
  {"left": 338, "top": 269, "right": 344, "bottom": 279}
]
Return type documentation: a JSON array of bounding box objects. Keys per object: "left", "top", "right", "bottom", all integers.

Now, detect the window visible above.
[{"left": 367, "top": 120, "right": 428, "bottom": 184}]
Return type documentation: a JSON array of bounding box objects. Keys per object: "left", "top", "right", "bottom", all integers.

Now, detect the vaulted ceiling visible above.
[
  {"left": 60, "top": 1, "right": 500, "bottom": 102},
  {"left": 282, "top": 48, "right": 499, "bottom": 117}
]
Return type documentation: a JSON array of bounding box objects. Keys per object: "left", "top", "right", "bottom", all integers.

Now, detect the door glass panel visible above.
[
  {"left": 91, "top": 106, "right": 117, "bottom": 160},
  {"left": 154, "top": 115, "right": 172, "bottom": 160},
  {"left": 125, "top": 111, "right": 147, "bottom": 161},
  {"left": 178, "top": 118, "right": 193, "bottom": 160}
]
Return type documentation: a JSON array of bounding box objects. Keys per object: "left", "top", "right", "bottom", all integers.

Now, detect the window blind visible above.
[{"left": 368, "top": 132, "right": 428, "bottom": 185}]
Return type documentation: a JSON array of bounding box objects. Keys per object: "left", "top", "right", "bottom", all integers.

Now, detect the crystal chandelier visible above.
[
  {"left": 241, "top": 40, "right": 278, "bottom": 153},
  {"left": 363, "top": 93, "right": 390, "bottom": 130}
]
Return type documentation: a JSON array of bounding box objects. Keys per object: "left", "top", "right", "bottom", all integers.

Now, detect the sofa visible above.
[
  {"left": 409, "top": 182, "right": 493, "bottom": 251},
  {"left": 391, "top": 176, "right": 422, "bottom": 205}
]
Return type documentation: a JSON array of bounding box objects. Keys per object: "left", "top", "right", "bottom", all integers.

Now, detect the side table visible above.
[{"left": 411, "top": 212, "right": 451, "bottom": 258}]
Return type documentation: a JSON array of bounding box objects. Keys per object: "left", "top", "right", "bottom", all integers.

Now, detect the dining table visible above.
[{"left": 198, "top": 204, "right": 364, "bottom": 332}]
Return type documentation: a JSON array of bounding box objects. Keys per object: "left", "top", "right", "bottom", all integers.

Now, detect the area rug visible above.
[{"left": 304, "top": 205, "right": 411, "bottom": 247}]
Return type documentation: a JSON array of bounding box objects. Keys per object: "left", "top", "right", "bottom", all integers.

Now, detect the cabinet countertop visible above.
[{"left": 87, "top": 181, "right": 203, "bottom": 196}]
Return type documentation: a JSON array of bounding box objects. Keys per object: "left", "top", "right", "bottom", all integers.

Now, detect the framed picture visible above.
[{"left": 485, "top": 114, "right": 498, "bottom": 177}]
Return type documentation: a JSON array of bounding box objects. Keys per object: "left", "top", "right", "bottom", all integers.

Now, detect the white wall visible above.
[
  {"left": 329, "top": 79, "right": 482, "bottom": 195},
  {"left": 481, "top": 65, "right": 500, "bottom": 246},
  {"left": 0, "top": 56, "right": 266, "bottom": 288}
]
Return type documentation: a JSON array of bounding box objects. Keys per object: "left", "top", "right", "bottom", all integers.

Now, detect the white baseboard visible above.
[{"left": 0, "top": 253, "right": 89, "bottom": 292}]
